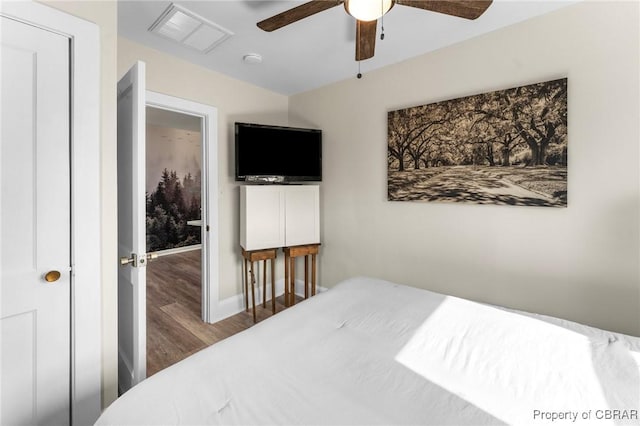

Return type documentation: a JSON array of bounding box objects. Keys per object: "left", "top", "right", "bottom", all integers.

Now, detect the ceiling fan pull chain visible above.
[
  {"left": 380, "top": 0, "right": 385, "bottom": 40},
  {"left": 357, "top": 61, "right": 362, "bottom": 79}
]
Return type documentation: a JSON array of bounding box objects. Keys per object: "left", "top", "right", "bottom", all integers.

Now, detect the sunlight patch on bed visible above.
[{"left": 394, "top": 296, "right": 638, "bottom": 425}]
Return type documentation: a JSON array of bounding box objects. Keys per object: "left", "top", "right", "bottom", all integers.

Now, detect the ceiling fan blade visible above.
[
  {"left": 257, "top": 0, "right": 344, "bottom": 32},
  {"left": 395, "top": 0, "right": 493, "bottom": 20},
  {"left": 355, "top": 20, "right": 377, "bottom": 61}
]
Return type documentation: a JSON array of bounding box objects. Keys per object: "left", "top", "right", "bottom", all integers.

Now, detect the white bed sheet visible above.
[{"left": 96, "top": 276, "right": 640, "bottom": 426}]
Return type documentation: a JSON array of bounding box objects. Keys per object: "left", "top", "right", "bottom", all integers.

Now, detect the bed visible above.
[{"left": 96, "top": 276, "right": 640, "bottom": 425}]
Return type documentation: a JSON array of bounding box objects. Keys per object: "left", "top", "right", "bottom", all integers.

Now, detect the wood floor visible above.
[{"left": 146, "top": 249, "right": 296, "bottom": 376}]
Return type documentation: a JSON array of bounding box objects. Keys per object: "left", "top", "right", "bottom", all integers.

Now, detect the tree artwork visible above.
[
  {"left": 146, "top": 168, "right": 201, "bottom": 252},
  {"left": 388, "top": 78, "right": 568, "bottom": 207}
]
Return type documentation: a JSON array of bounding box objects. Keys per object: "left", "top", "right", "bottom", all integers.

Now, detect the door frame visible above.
[
  {"left": 145, "top": 91, "right": 220, "bottom": 322},
  {"left": 0, "top": 2, "right": 101, "bottom": 425}
]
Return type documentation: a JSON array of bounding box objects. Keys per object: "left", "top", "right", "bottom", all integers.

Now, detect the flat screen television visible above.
[{"left": 235, "top": 122, "right": 322, "bottom": 183}]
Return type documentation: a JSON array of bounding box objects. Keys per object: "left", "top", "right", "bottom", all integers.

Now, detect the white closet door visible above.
[{"left": 1, "top": 16, "right": 71, "bottom": 425}]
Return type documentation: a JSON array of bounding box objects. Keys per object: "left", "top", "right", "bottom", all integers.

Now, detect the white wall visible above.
[
  {"left": 289, "top": 1, "right": 640, "bottom": 336},
  {"left": 118, "top": 37, "right": 290, "bottom": 301}
]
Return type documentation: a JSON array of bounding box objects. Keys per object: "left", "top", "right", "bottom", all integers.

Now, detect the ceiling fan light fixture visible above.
[{"left": 345, "top": 0, "right": 393, "bottom": 22}]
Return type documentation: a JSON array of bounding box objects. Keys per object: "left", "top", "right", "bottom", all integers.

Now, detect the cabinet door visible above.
[
  {"left": 285, "top": 185, "right": 320, "bottom": 246},
  {"left": 240, "top": 186, "right": 285, "bottom": 250}
]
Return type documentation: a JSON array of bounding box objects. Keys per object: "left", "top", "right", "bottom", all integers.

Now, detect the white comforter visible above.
[{"left": 96, "top": 276, "right": 640, "bottom": 425}]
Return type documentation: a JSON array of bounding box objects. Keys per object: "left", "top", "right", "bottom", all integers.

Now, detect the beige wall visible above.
[
  {"left": 40, "top": 0, "right": 119, "bottom": 409},
  {"left": 117, "top": 37, "right": 289, "bottom": 302},
  {"left": 289, "top": 1, "right": 640, "bottom": 336}
]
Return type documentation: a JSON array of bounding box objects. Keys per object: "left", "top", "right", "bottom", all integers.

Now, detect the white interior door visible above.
[
  {"left": 117, "top": 61, "right": 147, "bottom": 393},
  {"left": 1, "top": 16, "right": 71, "bottom": 425}
]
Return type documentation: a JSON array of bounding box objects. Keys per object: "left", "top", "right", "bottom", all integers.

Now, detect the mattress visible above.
[{"left": 95, "top": 276, "right": 640, "bottom": 425}]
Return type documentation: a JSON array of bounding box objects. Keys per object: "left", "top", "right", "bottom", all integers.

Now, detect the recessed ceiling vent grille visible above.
[{"left": 149, "top": 3, "right": 233, "bottom": 54}]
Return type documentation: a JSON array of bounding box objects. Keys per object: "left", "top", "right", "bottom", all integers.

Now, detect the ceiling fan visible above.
[{"left": 257, "top": 0, "right": 494, "bottom": 62}]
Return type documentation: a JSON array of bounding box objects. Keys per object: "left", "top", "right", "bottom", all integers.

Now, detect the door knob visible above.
[
  {"left": 120, "top": 253, "right": 137, "bottom": 267},
  {"left": 44, "top": 270, "right": 61, "bottom": 283},
  {"left": 120, "top": 253, "right": 156, "bottom": 267}
]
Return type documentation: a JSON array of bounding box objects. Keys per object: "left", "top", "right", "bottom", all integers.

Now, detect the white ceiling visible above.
[{"left": 118, "top": 0, "right": 578, "bottom": 96}]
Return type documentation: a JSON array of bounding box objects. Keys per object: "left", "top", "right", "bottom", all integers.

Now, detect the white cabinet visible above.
[
  {"left": 283, "top": 185, "right": 320, "bottom": 247},
  {"left": 240, "top": 185, "right": 284, "bottom": 251},
  {"left": 240, "top": 185, "right": 320, "bottom": 251}
]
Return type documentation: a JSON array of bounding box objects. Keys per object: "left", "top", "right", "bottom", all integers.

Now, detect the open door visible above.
[{"left": 117, "top": 61, "right": 147, "bottom": 393}]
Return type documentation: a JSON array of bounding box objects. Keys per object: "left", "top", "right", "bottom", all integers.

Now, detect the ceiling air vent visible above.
[{"left": 148, "top": 3, "right": 233, "bottom": 54}]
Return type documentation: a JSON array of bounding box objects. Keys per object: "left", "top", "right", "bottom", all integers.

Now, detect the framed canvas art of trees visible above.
[{"left": 388, "top": 78, "right": 567, "bottom": 207}]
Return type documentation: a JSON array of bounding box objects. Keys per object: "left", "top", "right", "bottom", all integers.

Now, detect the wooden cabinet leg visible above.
[
  {"left": 290, "top": 256, "right": 296, "bottom": 305},
  {"left": 270, "top": 257, "right": 276, "bottom": 314},
  {"left": 262, "top": 259, "right": 267, "bottom": 308},
  {"left": 250, "top": 261, "right": 256, "bottom": 323},
  {"left": 243, "top": 258, "right": 249, "bottom": 312},
  {"left": 312, "top": 253, "right": 316, "bottom": 296},
  {"left": 284, "top": 251, "right": 289, "bottom": 307},
  {"left": 304, "top": 255, "right": 309, "bottom": 299}
]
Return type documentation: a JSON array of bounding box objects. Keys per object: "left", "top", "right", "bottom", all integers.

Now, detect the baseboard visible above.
[{"left": 209, "top": 278, "right": 327, "bottom": 323}]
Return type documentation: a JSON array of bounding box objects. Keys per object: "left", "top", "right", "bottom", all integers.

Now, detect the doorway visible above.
[
  {"left": 145, "top": 106, "right": 205, "bottom": 375},
  {"left": 144, "top": 92, "right": 220, "bottom": 376}
]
